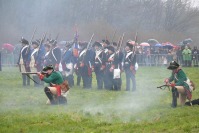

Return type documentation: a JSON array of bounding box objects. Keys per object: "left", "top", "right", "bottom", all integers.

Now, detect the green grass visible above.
[{"left": 0, "top": 66, "right": 199, "bottom": 133}]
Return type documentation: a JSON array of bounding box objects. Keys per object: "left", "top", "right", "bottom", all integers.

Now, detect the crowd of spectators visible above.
[{"left": 135, "top": 45, "right": 199, "bottom": 67}]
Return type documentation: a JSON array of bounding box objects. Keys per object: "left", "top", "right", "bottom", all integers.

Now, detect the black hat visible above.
[
  {"left": 112, "top": 42, "right": 117, "bottom": 46},
  {"left": 167, "top": 61, "right": 180, "bottom": 70},
  {"left": 49, "top": 39, "right": 57, "bottom": 46},
  {"left": 20, "top": 37, "right": 29, "bottom": 45},
  {"left": 93, "top": 41, "right": 102, "bottom": 47},
  {"left": 79, "top": 41, "right": 88, "bottom": 46},
  {"left": 126, "top": 40, "right": 134, "bottom": 50},
  {"left": 107, "top": 46, "right": 115, "bottom": 53},
  {"left": 102, "top": 39, "right": 110, "bottom": 45},
  {"left": 32, "top": 40, "right": 39, "bottom": 46},
  {"left": 44, "top": 43, "right": 51, "bottom": 48},
  {"left": 43, "top": 65, "right": 54, "bottom": 71}
]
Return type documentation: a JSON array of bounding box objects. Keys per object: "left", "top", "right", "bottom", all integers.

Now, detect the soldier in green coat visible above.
[
  {"left": 164, "top": 61, "right": 192, "bottom": 108},
  {"left": 37, "top": 65, "right": 69, "bottom": 105}
]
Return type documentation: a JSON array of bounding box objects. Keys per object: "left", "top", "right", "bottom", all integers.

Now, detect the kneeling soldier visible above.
[
  {"left": 37, "top": 65, "right": 70, "bottom": 105},
  {"left": 165, "top": 61, "right": 194, "bottom": 108}
]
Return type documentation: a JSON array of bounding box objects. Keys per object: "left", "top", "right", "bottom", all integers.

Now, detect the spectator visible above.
[
  {"left": 192, "top": 46, "right": 199, "bottom": 67},
  {"left": 182, "top": 46, "right": 192, "bottom": 67}
]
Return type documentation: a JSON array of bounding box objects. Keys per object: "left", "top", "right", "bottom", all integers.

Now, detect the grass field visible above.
[{"left": 0, "top": 66, "right": 199, "bottom": 133}]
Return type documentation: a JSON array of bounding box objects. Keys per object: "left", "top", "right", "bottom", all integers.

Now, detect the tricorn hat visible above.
[
  {"left": 102, "top": 39, "right": 110, "bottom": 45},
  {"left": 93, "top": 41, "right": 102, "bottom": 47},
  {"left": 167, "top": 61, "right": 180, "bottom": 70},
  {"left": 32, "top": 40, "right": 39, "bottom": 46},
  {"left": 42, "top": 65, "right": 54, "bottom": 71},
  {"left": 49, "top": 39, "right": 57, "bottom": 46},
  {"left": 107, "top": 46, "right": 115, "bottom": 53},
  {"left": 112, "top": 42, "right": 117, "bottom": 47},
  {"left": 79, "top": 41, "right": 88, "bottom": 46},
  {"left": 20, "top": 37, "right": 29, "bottom": 45},
  {"left": 126, "top": 40, "right": 134, "bottom": 50}
]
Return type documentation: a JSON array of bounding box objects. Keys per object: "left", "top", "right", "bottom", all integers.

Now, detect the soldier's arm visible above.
[{"left": 42, "top": 72, "right": 58, "bottom": 83}]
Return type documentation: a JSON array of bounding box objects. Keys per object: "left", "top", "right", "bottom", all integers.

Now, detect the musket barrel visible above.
[{"left": 21, "top": 72, "right": 38, "bottom": 74}]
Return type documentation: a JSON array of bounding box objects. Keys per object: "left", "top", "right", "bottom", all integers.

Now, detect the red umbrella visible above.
[
  {"left": 140, "top": 42, "right": 150, "bottom": 47},
  {"left": 2, "top": 43, "right": 14, "bottom": 52}
]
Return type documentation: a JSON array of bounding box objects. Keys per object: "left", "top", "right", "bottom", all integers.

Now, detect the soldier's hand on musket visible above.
[
  {"left": 37, "top": 72, "right": 41, "bottom": 76},
  {"left": 37, "top": 72, "right": 45, "bottom": 80}
]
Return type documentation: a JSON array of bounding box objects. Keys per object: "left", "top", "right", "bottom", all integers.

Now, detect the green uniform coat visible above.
[
  {"left": 43, "top": 71, "right": 64, "bottom": 85},
  {"left": 169, "top": 69, "right": 189, "bottom": 89}
]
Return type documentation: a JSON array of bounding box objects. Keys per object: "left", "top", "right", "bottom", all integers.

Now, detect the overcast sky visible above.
[{"left": 191, "top": 0, "right": 199, "bottom": 7}]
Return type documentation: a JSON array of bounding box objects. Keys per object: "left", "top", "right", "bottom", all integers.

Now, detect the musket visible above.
[
  {"left": 81, "top": 33, "right": 94, "bottom": 63},
  {"left": 133, "top": 32, "right": 138, "bottom": 53},
  {"left": 49, "top": 33, "right": 51, "bottom": 40},
  {"left": 86, "top": 33, "right": 95, "bottom": 50},
  {"left": 157, "top": 84, "right": 170, "bottom": 90},
  {"left": 22, "top": 71, "right": 47, "bottom": 75},
  {"left": 55, "top": 33, "right": 59, "bottom": 41},
  {"left": 22, "top": 71, "right": 47, "bottom": 84},
  {"left": 26, "top": 27, "right": 37, "bottom": 55},
  {"left": 111, "top": 29, "right": 117, "bottom": 44},
  {"left": 73, "top": 25, "right": 79, "bottom": 44},
  {"left": 41, "top": 32, "right": 47, "bottom": 44},
  {"left": 116, "top": 35, "right": 122, "bottom": 50},
  {"left": 118, "top": 33, "right": 125, "bottom": 51},
  {"left": 35, "top": 32, "right": 47, "bottom": 59}
]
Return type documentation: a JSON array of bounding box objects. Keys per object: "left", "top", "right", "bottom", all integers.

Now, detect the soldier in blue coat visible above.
[
  {"left": 44, "top": 43, "right": 51, "bottom": 66},
  {"left": 77, "top": 42, "right": 94, "bottom": 89},
  {"left": 112, "top": 42, "right": 124, "bottom": 91},
  {"left": 48, "top": 40, "right": 61, "bottom": 71},
  {"left": 93, "top": 41, "right": 106, "bottom": 90},
  {"left": 17, "top": 37, "right": 31, "bottom": 86},
  {"left": 104, "top": 45, "right": 115, "bottom": 90},
  {"left": 123, "top": 41, "right": 137, "bottom": 91},
  {"left": 61, "top": 42, "right": 74, "bottom": 87},
  {"left": 30, "top": 40, "right": 46, "bottom": 87}
]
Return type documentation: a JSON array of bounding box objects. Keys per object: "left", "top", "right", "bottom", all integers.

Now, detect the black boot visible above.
[
  {"left": 44, "top": 87, "right": 57, "bottom": 105},
  {"left": 171, "top": 87, "right": 178, "bottom": 108}
]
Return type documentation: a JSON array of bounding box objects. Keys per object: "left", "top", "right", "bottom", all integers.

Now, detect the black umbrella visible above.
[{"left": 183, "top": 38, "right": 192, "bottom": 45}]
